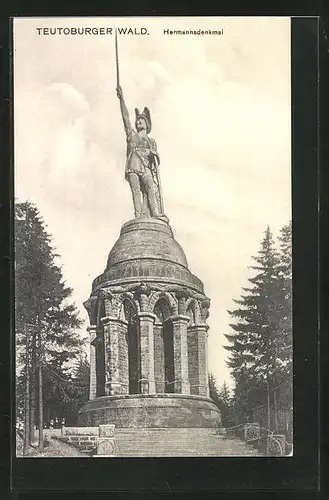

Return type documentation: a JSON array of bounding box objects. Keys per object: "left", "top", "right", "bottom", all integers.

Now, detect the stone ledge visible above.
[
  {"left": 82, "top": 393, "right": 216, "bottom": 403},
  {"left": 93, "top": 275, "right": 204, "bottom": 295},
  {"left": 120, "top": 217, "right": 172, "bottom": 235},
  {"left": 100, "top": 316, "right": 128, "bottom": 326}
]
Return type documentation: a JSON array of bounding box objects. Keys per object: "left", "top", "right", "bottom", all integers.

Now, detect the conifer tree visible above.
[
  {"left": 217, "top": 381, "right": 233, "bottom": 427},
  {"left": 209, "top": 373, "right": 220, "bottom": 407},
  {"left": 42, "top": 354, "right": 90, "bottom": 425},
  {"left": 276, "top": 221, "right": 293, "bottom": 380},
  {"left": 224, "top": 223, "right": 293, "bottom": 425},
  {"left": 208, "top": 374, "right": 233, "bottom": 427},
  {"left": 15, "top": 201, "right": 84, "bottom": 448},
  {"left": 224, "top": 227, "right": 282, "bottom": 416}
]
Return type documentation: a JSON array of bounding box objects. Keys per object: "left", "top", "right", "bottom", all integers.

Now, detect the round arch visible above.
[
  {"left": 149, "top": 290, "right": 178, "bottom": 316},
  {"left": 112, "top": 291, "right": 140, "bottom": 318}
]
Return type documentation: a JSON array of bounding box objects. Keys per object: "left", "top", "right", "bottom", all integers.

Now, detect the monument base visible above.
[{"left": 78, "top": 394, "right": 221, "bottom": 428}]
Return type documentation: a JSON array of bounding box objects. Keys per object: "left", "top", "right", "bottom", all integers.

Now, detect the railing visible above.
[{"left": 225, "top": 422, "right": 292, "bottom": 456}]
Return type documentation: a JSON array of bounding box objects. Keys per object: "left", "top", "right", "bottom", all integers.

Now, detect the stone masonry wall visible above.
[{"left": 64, "top": 435, "right": 97, "bottom": 453}]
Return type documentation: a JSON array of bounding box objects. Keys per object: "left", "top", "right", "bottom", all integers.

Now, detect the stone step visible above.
[
  {"left": 116, "top": 428, "right": 218, "bottom": 432},
  {"left": 115, "top": 438, "right": 248, "bottom": 446},
  {"left": 115, "top": 449, "right": 261, "bottom": 457},
  {"left": 115, "top": 452, "right": 260, "bottom": 457},
  {"left": 113, "top": 428, "right": 260, "bottom": 457},
  {"left": 115, "top": 448, "right": 259, "bottom": 455},
  {"left": 115, "top": 430, "right": 219, "bottom": 437},
  {"left": 115, "top": 449, "right": 259, "bottom": 455},
  {"left": 60, "top": 427, "right": 261, "bottom": 457}
]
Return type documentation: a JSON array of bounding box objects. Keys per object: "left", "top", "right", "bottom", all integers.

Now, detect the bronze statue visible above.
[
  {"left": 116, "top": 85, "right": 163, "bottom": 218},
  {"left": 115, "top": 30, "right": 165, "bottom": 220}
]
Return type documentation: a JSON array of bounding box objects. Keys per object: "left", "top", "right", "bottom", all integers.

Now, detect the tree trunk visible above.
[
  {"left": 267, "top": 382, "right": 271, "bottom": 429},
  {"left": 23, "top": 331, "right": 30, "bottom": 456},
  {"left": 46, "top": 404, "right": 50, "bottom": 429},
  {"left": 273, "top": 387, "right": 278, "bottom": 433},
  {"left": 266, "top": 380, "right": 270, "bottom": 456},
  {"left": 38, "top": 333, "right": 44, "bottom": 450},
  {"left": 38, "top": 364, "right": 44, "bottom": 449},
  {"left": 29, "top": 335, "right": 37, "bottom": 444}
]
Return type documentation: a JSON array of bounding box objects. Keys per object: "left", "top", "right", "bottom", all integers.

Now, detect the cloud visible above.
[{"left": 48, "top": 82, "right": 89, "bottom": 118}]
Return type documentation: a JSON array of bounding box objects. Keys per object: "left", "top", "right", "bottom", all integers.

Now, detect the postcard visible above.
[{"left": 13, "top": 16, "right": 292, "bottom": 460}]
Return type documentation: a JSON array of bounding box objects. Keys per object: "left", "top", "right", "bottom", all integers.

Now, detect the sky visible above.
[{"left": 14, "top": 17, "right": 291, "bottom": 389}]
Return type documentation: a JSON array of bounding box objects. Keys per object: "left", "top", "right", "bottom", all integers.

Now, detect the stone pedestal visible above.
[
  {"left": 79, "top": 394, "right": 221, "bottom": 428},
  {"left": 81, "top": 217, "right": 221, "bottom": 430}
]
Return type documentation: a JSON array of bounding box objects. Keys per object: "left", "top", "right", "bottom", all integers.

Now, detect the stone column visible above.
[
  {"left": 153, "top": 321, "right": 165, "bottom": 393},
  {"left": 171, "top": 315, "right": 190, "bottom": 394},
  {"left": 138, "top": 312, "right": 156, "bottom": 394},
  {"left": 188, "top": 324, "right": 209, "bottom": 397},
  {"left": 101, "top": 316, "right": 126, "bottom": 395},
  {"left": 199, "top": 324, "right": 210, "bottom": 397},
  {"left": 87, "top": 325, "right": 97, "bottom": 400}
]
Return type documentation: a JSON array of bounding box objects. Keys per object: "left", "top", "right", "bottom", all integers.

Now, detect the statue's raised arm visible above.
[
  {"left": 114, "top": 35, "right": 167, "bottom": 222},
  {"left": 116, "top": 85, "right": 133, "bottom": 136}
]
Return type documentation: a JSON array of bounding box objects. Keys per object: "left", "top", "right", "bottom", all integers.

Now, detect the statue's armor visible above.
[{"left": 125, "top": 130, "right": 158, "bottom": 183}]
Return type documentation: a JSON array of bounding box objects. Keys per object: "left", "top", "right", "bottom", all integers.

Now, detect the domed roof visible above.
[
  {"left": 92, "top": 217, "right": 204, "bottom": 293},
  {"left": 106, "top": 218, "right": 188, "bottom": 269}
]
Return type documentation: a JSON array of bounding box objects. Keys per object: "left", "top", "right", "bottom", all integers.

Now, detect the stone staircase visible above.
[{"left": 114, "top": 428, "right": 262, "bottom": 457}]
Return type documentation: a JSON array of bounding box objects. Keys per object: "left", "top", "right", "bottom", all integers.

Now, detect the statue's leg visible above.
[
  {"left": 140, "top": 185, "right": 151, "bottom": 217},
  {"left": 142, "top": 170, "right": 159, "bottom": 217},
  {"left": 128, "top": 173, "right": 142, "bottom": 218}
]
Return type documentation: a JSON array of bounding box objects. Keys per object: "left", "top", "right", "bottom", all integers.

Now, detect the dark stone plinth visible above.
[{"left": 78, "top": 394, "right": 221, "bottom": 429}]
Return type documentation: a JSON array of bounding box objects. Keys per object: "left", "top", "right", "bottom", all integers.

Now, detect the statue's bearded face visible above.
[{"left": 136, "top": 117, "right": 147, "bottom": 132}]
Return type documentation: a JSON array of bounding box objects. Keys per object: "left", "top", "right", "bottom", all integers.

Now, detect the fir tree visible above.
[
  {"left": 276, "top": 221, "right": 293, "bottom": 381},
  {"left": 208, "top": 374, "right": 233, "bottom": 427},
  {"left": 15, "top": 201, "right": 84, "bottom": 447},
  {"left": 71, "top": 354, "right": 90, "bottom": 414},
  {"left": 42, "top": 355, "right": 90, "bottom": 426},
  {"left": 209, "top": 373, "right": 220, "bottom": 407},
  {"left": 224, "top": 227, "right": 282, "bottom": 414},
  {"left": 217, "top": 381, "right": 234, "bottom": 427},
  {"left": 224, "top": 223, "right": 293, "bottom": 425}
]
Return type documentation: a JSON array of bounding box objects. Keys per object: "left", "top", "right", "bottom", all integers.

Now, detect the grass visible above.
[{"left": 16, "top": 433, "right": 85, "bottom": 458}]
